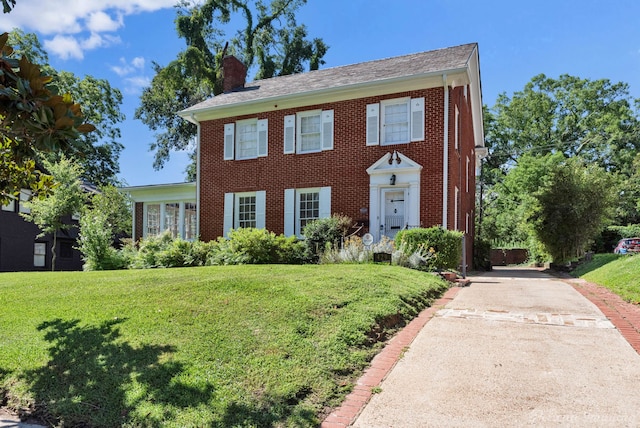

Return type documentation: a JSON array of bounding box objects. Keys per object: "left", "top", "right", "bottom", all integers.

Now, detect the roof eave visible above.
[{"left": 178, "top": 66, "right": 471, "bottom": 123}]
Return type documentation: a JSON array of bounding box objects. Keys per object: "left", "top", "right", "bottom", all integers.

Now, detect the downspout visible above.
[
  {"left": 131, "top": 195, "right": 136, "bottom": 241},
  {"left": 192, "top": 113, "right": 201, "bottom": 239},
  {"left": 442, "top": 73, "right": 449, "bottom": 229}
]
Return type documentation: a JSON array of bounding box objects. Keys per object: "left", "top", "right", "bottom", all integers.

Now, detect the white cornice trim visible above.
[{"left": 179, "top": 67, "right": 470, "bottom": 123}]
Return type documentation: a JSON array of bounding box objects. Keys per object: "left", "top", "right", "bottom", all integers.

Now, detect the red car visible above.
[{"left": 614, "top": 238, "right": 640, "bottom": 254}]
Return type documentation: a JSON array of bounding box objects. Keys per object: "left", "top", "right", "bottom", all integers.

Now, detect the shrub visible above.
[
  {"left": 302, "top": 214, "right": 352, "bottom": 263},
  {"left": 208, "top": 228, "right": 306, "bottom": 265},
  {"left": 473, "top": 237, "right": 492, "bottom": 271},
  {"left": 77, "top": 209, "right": 127, "bottom": 271},
  {"left": 395, "top": 227, "right": 463, "bottom": 271}
]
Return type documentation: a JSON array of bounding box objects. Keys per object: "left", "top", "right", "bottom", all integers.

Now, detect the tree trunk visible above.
[{"left": 51, "top": 232, "right": 57, "bottom": 272}]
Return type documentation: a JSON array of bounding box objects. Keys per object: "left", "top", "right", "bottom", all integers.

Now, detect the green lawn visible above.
[
  {"left": 0, "top": 264, "right": 447, "bottom": 427},
  {"left": 572, "top": 254, "right": 640, "bottom": 304}
]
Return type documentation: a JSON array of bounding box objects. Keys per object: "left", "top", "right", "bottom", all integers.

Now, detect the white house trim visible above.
[{"left": 367, "top": 151, "right": 422, "bottom": 241}]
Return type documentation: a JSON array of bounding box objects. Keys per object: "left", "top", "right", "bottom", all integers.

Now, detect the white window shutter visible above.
[
  {"left": 321, "top": 110, "right": 334, "bottom": 151},
  {"left": 284, "top": 188, "right": 295, "bottom": 236},
  {"left": 255, "top": 190, "right": 266, "bottom": 229},
  {"left": 319, "top": 186, "right": 331, "bottom": 219},
  {"left": 410, "top": 97, "right": 425, "bottom": 142},
  {"left": 366, "top": 103, "right": 379, "bottom": 146},
  {"left": 257, "top": 119, "right": 268, "bottom": 157},
  {"left": 223, "top": 193, "right": 234, "bottom": 237},
  {"left": 284, "top": 115, "right": 295, "bottom": 154},
  {"left": 224, "top": 123, "right": 235, "bottom": 160}
]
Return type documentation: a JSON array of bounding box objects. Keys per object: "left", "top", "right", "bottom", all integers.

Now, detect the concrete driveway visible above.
[{"left": 351, "top": 267, "right": 640, "bottom": 427}]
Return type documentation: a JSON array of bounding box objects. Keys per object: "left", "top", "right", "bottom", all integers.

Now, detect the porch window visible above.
[
  {"left": 146, "top": 204, "right": 160, "bottom": 236},
  {"left": 184, "top": 203, "right": 197, "bottom": 240},
  {"left": 165, "top": 203, "right": 180, "bottom": 238}
]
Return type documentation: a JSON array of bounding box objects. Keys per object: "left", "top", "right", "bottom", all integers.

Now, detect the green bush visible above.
[
  {"left": 473, "top": 237, "right": 492, "bottom": 271},
  {"left": 302, "top": 214, "right": 352, "bottom": 263},
  {"left": 395, "top": 227, "right": 463, "bottom": 271},
  {"left": 208, "top": 228, "right": 306, "bottom": 265},
  {"left": 77, "top": 209, "right": 127, "bottom": 271}
]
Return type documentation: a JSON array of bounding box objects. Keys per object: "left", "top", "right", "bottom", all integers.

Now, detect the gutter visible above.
[{"left": 192, "top": 113, "right": 201, "bottom": 240}]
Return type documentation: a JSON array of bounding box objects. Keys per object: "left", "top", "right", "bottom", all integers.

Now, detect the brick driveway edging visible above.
[
  {"left": 566, "top": 278, "right": 640, "bottom": 354},
  {"left": 320, "top": 286, "right": 462, "bottom": 428}
]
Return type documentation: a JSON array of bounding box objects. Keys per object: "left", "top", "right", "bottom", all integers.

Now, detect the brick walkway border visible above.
[
  {"left": 321, "top": 275, "right": 640, "bottom": 428},
  {"left": 320, "top": 285, "right": 462, "bottom": 428},
  {"left": 567, "top": 278, "right": 640, "bottom": 354}
]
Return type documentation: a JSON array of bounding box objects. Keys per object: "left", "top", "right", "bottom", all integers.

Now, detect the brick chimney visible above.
[{"left": 222, "top": 55, "right": 246, "bottom": 93}]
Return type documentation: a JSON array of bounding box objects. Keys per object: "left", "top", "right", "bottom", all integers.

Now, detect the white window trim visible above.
[
  {"left": 223, "top": 191, "right": 266, "bottom": 237},
  {"left": 284, "top": 187, "right": 331, "bottom": 237},
  {"left": 378, "top": 97, "right": 425, "bottom": 146},
  {"left": 235, "top": 118, "right": 259, "bottom": 160},
  {"left": 34, "top": 242, "right": 46, "bottom": 267},
  {"left": 19, "top": 189, "right": 31, "bottom": 214},
  {"left": 296, "top": 109, "right": 323, "bottom": 154},
  {"left": 143, "top": 201, "right": 197, "bottom": 240},
  {"left": 285, "top": 110, "right": 334, "bottom": 154},
  {"left": 2, "top": 198, "right": 15, "bottom": 212}
]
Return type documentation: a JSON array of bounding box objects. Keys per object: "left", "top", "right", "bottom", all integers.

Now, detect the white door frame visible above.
[
  {"left": 367, "top": 151, "right": 422, "bottom": 242},
  {"left": 381, "top": 188, "right": 408, "bottom": 239}
]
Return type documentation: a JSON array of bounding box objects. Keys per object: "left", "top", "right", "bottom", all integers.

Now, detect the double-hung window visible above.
[
  {"left": 224, "top": 119, "right": 268, "bottom": 160},
  {"left": 283, "top": 187, "right": 331, "bottom": 237},
  {"left": 366, "top": 97, "right": 425, "bottom": 146},
  {"left": 223, "top": 191, "right": 266, "bottom": 237},
  {"left": 284, "top": 110, "right": 334, "bottom": 154},
  {"left": 236, "top": 193, "right": 257, "bottom": 228}
]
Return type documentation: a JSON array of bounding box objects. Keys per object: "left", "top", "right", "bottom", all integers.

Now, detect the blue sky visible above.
[{"left": 1, "top": 0, "right": 639, "bottom": 186}]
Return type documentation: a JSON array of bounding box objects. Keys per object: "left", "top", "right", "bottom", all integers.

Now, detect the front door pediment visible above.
[{"left": 366, "top": 150, "right": 423, "bottom": 176}]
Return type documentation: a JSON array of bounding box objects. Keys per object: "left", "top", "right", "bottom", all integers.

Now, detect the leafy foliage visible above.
[
  {"left": 395, "top": 227, "right": 463, "bottom": 271},
  {"left": 0, "top": 32, "right": 95, "bottom": 203},
  {"left": 136, "top": 0, "right": 328, "bottom": 175},
  {"left": 528, "top": 156, "right": 616, "bottom": 262},
  {"left": 20, "top": 156, "right": 86, "bottom": 270},
  {"left": 302, "top": 214, "right": 352, "bottom": 263},
  {"left": 8, "top": 29, "right": 125, "bottom": 186}
]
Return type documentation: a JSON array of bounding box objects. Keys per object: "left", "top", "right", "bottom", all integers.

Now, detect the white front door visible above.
[{"left": 382, "top": 189, "right": 406, "bottom": 239}]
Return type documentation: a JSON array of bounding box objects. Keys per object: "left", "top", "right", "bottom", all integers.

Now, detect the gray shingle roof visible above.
[{"left": 181, "top": 43, "right": 478, "bottom": 113}]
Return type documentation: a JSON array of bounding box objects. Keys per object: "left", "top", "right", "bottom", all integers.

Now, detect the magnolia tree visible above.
[{"left": 0, "top": 32, "right": 95, "bottom": 204}]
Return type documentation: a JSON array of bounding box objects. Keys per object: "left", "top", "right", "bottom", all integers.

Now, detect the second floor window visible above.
[
  {"left": 284, "top": 110, "right": 334, "bottom": 154},
  {"left": 224, "top": 119, "right": 268, "bottom": 160}
]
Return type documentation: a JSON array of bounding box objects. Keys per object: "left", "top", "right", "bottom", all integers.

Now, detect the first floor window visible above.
[
  {"left": 34, "top": 242, "right": 46, "bottom": 267},
  {"left": 184, "top": 203, "right": 197, "bottom": 240},
  {"left": 284, "top": 187, "right": 331, "bottom": 237},
  {"left": 146, "top": 204, "right": 160, "bottom": 236},
  {"left": 298, "top": 191, "right": 319, "bottom": 232},
  {"left": 223, "top": 191, "right": 266, "bottom": 237},
  {"left": 236, "top": 194, "right": 257, "bottom": 228}
]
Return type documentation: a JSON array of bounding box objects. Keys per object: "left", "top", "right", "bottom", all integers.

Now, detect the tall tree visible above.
[
  {"left": 21, "top": 156, "right": 87, "bottom": 271},
  {"left": 136, "top": 0, "right": 328, "bottom": 176},
  {"left": 530, "top": 157, "right": 616, "bottom": 263},
  {"left": 478, "top": 74, "right": 640, "bottom": 250},
  {"left": 9, "top": 29, "right": 125, "bottom": 186},
  {"left": 0, "top": 32, "right": 94, "bottom": 204}
]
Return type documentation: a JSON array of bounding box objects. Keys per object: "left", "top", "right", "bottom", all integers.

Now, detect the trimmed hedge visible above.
[{"left": 395, "top": 227, "right": 463, "bottom": 271}]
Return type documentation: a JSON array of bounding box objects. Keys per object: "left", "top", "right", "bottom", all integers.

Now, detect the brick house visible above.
[{"left": 127, "top": 43, "right": 485, "bottom": 265}]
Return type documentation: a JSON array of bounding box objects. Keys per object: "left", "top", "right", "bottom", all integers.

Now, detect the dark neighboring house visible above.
[{"left": 0, "top": 188, "right": 87, "bottom": 272}]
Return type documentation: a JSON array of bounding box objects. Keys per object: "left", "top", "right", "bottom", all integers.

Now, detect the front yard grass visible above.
[
  {"left": 0, "top": 264, "right": 447, "bottom": 427},
  {"left": 572, "top": 254, "right": 640, "bottom": 304}
]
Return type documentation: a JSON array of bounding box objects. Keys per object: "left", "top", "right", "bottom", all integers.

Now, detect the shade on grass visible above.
[{"left": 0, "top": 264, "right": 447, "bottom": 427}]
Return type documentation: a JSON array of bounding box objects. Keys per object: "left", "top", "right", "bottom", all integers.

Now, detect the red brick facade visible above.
[{"left": 198, "top": 86, "right": 478, "bottom": 250}]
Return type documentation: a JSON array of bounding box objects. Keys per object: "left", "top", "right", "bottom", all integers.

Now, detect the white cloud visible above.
[
  {"left": 111, "top": 56, "right": 145, "bottom": 77},
  {"left": 0, "top": 0, "right": 175, "bottom": 59},
  {"left": 44, "top": 35, "right": 84, "bottom": 60},
  {"left": 125, "top": 75, "right": 151, "bottom": 92}
]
